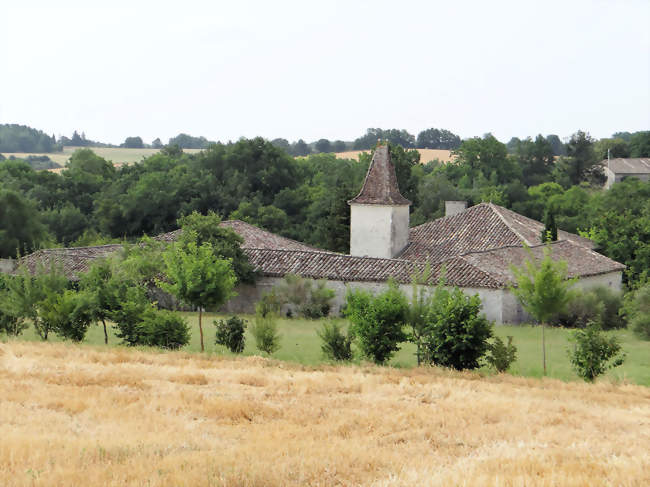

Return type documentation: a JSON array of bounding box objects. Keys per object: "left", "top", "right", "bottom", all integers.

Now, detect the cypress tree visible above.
[{"left": 542, "top": 210, "right": 558, "bottom": 243}]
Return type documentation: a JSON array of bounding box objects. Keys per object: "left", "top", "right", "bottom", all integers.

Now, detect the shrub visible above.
[
  {"left": 215, "top": 315, "right": 247, "bottom": 353},
  {"left": 255, "top": 289, "right": 283, "bottom": 317},
  {"left": 552, "top": 286, "right": 624, "bottom": 329},
  {"left": 317, "top": 321, "right": 352, "bottom": 361},
  {"left": 624, "top": 283, "right": 650, "bottom": 340},
  {"left": 344, "top": 281, "right": 408, "bottom": 365},
  {"left": 41, "top": 290, "right": 94, "bottom": 342},
  {"left": 111, "top": 287, "right": 151, "bottom": 346},
  {"left": 0, "top": 275, "right": 26, "bottom": 336},
  {"left": 299, "top": 280, "right": 336, "bottom": 319},
  {"left": 568, "top": 323, "right": 625, "bottom": 382},
  {"left": 591, "top": 286, "right": 625, "bottom": 330},
  {"left": 424, "top": 288, "right": 493, "bottom": 370},
  {"left": 140, "top": 309, "right": 190, "bottom": 350},
  {"left": 552, "top": 290, "right": 603, "bottom": 328},
  {"left": 485, "top": 336, "right": 517, "bottom": 373},
  {"left": 251, "top": 314, "right": 281, "bottom": 355},
  {"left": 271, "top": 274, "right": 335, "bottom": 319}
]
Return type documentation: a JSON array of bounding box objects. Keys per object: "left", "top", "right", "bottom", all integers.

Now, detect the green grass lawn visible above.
[{"left": 9, "top": 312, "right": 650, "bottom": 386}]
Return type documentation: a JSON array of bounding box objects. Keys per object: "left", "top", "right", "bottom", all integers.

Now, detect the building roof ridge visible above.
[{"left": 488, "top": 203, "right": 533, "bottom": 246}]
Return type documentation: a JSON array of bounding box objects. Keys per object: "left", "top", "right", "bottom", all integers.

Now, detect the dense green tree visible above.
[
  {"left": 0, "top": 189, "right": 49, "bottom": 258},
  {"left": 510, "top": 246, "right": 577, "bottom": 375},
  {"left": 152, "top": 138, "right": 163, "bottom": 149},
  {"left": 587, "top": 179, "right": 650, "bottom": 284},
  {"left": 291, "top": 139, "right": 311, "bottom": 156},
  {"left": 453, "top": 135, "right": 520, "bottom": 185},
  {"left": 168, "top": 133, "right": 211, "bottom": 149},
  {"left": 270, "top": 138, "right": 291, "bottom": 153},
  {"left": 160, "top": 239, "right": 237, "bottom": 352},
  {"left": 545, "top": 134, "right": 566, "bottom": 156},
  {"left": 314, "top": 138, "right": 331, "bottom": 153},
  {"left": 331, "top": 140, "right": 347, "bottom": 152},
  {"left": 422, "top": 287, "right": 494, "bottom": 370},
  {"left": 122, "top": 136, "right": 144, "bottom": 148},
  {"left": 557, "top": 131, "right": 604, "bottom": 186},
  {"left": 416, "top": 128, "right": 461, "bottom": 149},
  {"left": 3, "top": 263, "right": 69, "bottom": 340},
  {"left": 353, "top": 128, "right": 415, "bottom": 150},
  {"left": 41, "top": 289, "right": 94, "bottom": 342},
  {"left": 0, "top": 124, "right": 59, "bottom": 152},
  {"left": 63, "top": 149, "right": 116, "bottom": 214},
  {"left": 513, "top": 135, "right": 555, "bottom": 187},
  {"left": 41, "top": 204, "right": 90, "bottom": 246},
  {"left": 176, "top": 211, "right": 255, "bottom": 284},
  {"left": 594, "top": 138, "right": 630, "bottom": 160},
  {"left": 344, "top": 281, "right": 408, "bottom": 364},
  {"left": 628, "top": 131, "right": 650, "bottom": 157},
  {"left": 568, "top": 324, "right": 625, "bottom": 382}
]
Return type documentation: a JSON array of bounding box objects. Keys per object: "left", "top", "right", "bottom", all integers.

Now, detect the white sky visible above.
[{"left": 1, "top": 0, "right": 649, "bottom": 145}]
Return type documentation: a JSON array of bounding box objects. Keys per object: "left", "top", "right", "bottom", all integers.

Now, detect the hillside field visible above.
[
  {"left": 0, "top": 341, "right": 648, "bottom": 486},
  {"left": 1, "top": 146, "right": 204, "bottom": 169}
]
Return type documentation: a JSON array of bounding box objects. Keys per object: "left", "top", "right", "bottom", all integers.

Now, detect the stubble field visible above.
[{"left": 1, "top": 341, "right": 648, "bottom": 486}]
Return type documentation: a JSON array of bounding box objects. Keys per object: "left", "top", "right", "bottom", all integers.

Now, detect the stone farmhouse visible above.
[
  {"left": 603, "top": 157, "right": 650, "bottom": 189},
  {"left": 11, "top": 145, "right": 624, "bottom": 323}
]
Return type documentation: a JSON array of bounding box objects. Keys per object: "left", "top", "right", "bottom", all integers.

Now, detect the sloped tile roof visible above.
[
  {"left": 605, "top": 158, "right": 650, "bottom": 174},
  {"left": 244, "top": 248, "right": 503, "bottom": 288},
  {"left": 461, "top": 240, "right": 625, "bottom": 284},
  {"left": 400, "top": 202, "right": 594, "bottom": 262},
  {"left": 12, "top": 207, "right": 623, "bottom": 289},
  {"left": 348, "top": 145, "right": 411, "bottom": 205},
  {"left": 16, "top": 245, "right": 124, "bottom": 280},
  {"left": 155, "top": 220, "right": 320, "bottom": 252}
]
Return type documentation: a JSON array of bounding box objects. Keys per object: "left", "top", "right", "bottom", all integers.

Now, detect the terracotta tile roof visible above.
[
  {"left": 604, "top": 158, "right": 650, "bottom": 174},
  {"left": 16, "top": 245, "right": 123, "bottom": 280},
  {"left": 244, "top": 248, "right": 503, "bottom": 288},
  {"left": 155, "top": 220, "right": 320, "bottom": 252},
  {"left": 348, "top": 145, "right": 411, "bottom": 206},
  {"left": 220, "top": 220, "right": 321, "bottom": 251},
  {"left": 400, "top": 202, "right": 594, "bottom": 262},
  {"left": 12, "top": 207, "right": 623, "bottom": 290},
  {"left": 461, "top": 240, "right": 625, "bottom": 285}
]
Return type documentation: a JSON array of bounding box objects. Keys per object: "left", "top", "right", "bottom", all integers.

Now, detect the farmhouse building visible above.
[
  {"left": 9, "top": 145, "right": 624, "bottom": 323},
  {"left": 604, "top": 157, "right": 650, "bottom": 188}
]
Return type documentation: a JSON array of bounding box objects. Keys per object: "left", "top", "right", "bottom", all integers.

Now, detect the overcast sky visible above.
[{"left": 1, "top": 0, "right": 648, "bottom": 145}]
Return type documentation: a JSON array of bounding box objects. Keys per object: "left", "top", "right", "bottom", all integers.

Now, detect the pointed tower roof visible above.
[{"left": 348, "top": 145, "right": 411, "bottom": 205}]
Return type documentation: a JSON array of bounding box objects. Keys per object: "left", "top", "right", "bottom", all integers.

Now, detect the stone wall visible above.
[
  {"left": 0, "top": 259, "right": 15, "bottom": 274},
  {"left": 219, "top": 270, "right": 623, "bottom": 324},
  {"left": 219, "top": 276, "right": 508, "bottom": 323}
]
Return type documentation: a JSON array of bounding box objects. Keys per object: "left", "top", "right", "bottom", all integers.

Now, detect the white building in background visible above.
[{"left": 604, "top": 158, "right": 650, "bottom": 189}]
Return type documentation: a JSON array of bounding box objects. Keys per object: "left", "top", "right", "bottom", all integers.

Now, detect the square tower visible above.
[{"left": 348, "top": 145, "right": 411, "bottom": 258}]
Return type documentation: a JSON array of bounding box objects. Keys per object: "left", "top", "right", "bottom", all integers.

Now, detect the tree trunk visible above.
[
  {"left": 199, "top": 307, "right": 204, "bottom": 352},
  {"left": 102, "top": 319, "right": 108, "bottom": 345},
  {"left": 542, "top": 322, "right": 547, "bottom": 376}
]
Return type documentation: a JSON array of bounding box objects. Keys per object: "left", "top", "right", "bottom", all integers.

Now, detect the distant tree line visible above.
[
  {"left": 0, "top": 124, "right": 60, "bottom": 153},
  {"left": 1, "top": 130, "right": 648, "bottom": 284}
]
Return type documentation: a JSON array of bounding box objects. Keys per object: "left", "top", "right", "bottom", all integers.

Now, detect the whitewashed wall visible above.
[
  {"left": 220, "top": 277, "right": 508, "bottom": 323},
  {"left": 349, "top": 204, "right": 409, "bottom": 259},
  {"left": 219, "top": 271, "right": 623, "bottom": 324}
]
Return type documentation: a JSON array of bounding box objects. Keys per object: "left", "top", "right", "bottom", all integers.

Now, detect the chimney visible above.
[{"left": 445, "top": 201, "right": 467, "bottom": 217}]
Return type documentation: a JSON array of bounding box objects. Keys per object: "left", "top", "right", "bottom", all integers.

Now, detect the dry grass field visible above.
[
  {"left": 335, "top": 149, "right": 456, "bottom": 164},
  {"left": 1, "top": 341, "right": 648, "bottom": 486}
]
